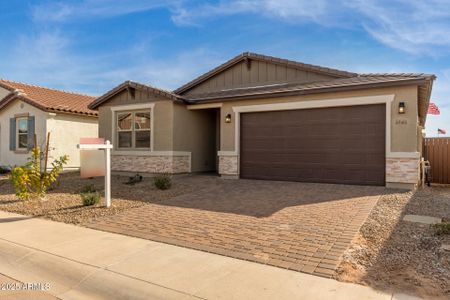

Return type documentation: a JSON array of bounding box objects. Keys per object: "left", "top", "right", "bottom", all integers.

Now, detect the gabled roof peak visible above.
[
  {"left": 174, "top": 51, "right": 358, "bottom": 95},
  {"left": 0, "top": 79, "right": 97, "bottom": 117},
  {"left": 89, "top": 80, "right": 183, "bottom": 110}
]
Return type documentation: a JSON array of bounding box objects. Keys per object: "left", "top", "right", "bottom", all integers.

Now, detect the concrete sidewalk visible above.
[{"left": 0, "top": 211, "right": 411, "bottom": 300}]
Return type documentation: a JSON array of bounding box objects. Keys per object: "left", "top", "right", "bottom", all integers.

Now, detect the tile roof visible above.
[
  {"left": 183, "top": 74, "right": 435, "bottom": 102},
  {"left": 0, "top": 79, "right": 97, "bottom": 117},
  {"left": 89, "top": 80, "right": 182, "bottom": 109},
  {"left": 174, "top": 52, "right": 358, "bottom": 94}
]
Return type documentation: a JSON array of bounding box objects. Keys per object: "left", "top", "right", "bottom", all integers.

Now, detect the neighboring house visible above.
[
  {"left": 0, "top": 80, "right": 98, "bottom": 169},
  {"left": 89, "top": 52, "right": 435, "bottom": 189}
]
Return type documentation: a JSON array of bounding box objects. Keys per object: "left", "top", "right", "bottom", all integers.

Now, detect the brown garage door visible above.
[{"left": 240, "top": 104, "right": 386, "bottom": 186}]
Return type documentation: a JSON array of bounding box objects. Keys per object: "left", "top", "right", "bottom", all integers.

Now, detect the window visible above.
[
  {"left": 116, "top": 111, "right": 151, "bottom": 149},
  {"left": 17, "top": 117, "right": 28, "bottom": 149}
]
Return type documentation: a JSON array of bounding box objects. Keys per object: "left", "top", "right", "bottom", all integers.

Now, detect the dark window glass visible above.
[
  {"left": 135, "top": 131, "right": 150, "bottom": 148},
  {"left": 118, "top": 132, "right": 132, "bottom": 148}
]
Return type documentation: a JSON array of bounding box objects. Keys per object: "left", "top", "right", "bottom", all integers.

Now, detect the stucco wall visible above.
[
  {"left": 173, "top": 103, "right": 217, "bottom": 172},
  {"left": 97, "top": 90, "right": 174, "bottom": 151},
  {"left": 46, "top": 114, "right": 98, "bottom": 169},
  {"left": 97, "top": 91, "right": 218, "bottom": 173},
  {"left": 218, "top": 85, "right": 419, "bottom": 153},
  {"left": 0, "top": 87, "right": 10, "bottom": 100},
  {"left": 0, "top": 99, "right": 48, "bottom": 167}
]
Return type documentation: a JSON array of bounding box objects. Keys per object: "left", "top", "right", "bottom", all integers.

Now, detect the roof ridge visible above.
[
  {"left": 89, "top": 80, "right": 183, "bottom": 110},
  {"left": 358, "top": 73, "right": 436, "bottom": 79},
  {"left": 243, "top": 52, "right": 357, "bottom": 77},
  {"left": 173, "top": 51, "right": 358, "bottom": 95},
  {"left": 126, "top": 80, "right": 180, "bottom": 96},
  {"left": 0, "top": 79, "right": 96, "bottom": 98}
]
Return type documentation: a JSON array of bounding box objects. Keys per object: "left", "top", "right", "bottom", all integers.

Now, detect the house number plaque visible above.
[{"left": 395, "top": 119, "right": 408, "bottom": 125}]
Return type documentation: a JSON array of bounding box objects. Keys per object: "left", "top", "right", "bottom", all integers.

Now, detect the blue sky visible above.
[{"left": 0, "top": 0, "right": 449, "bottom": 136}]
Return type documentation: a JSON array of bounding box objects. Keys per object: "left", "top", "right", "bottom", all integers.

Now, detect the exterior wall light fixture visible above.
[
  {"left": 225, "top": 114, "right": 232, "bottom": 123},
  {"left": 398, "top": 102, "right": 406, "bottom": 114}
]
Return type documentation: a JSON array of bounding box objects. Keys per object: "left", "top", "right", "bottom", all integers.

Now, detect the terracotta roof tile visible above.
[{"left": 0, "top": 79, "right": 97, "bottom": 117}]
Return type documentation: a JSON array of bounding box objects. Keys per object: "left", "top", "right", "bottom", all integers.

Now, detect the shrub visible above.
[
  {"left": 81, "top": 183, "right": 97, "bottom": 194},
  {"left": 81, "top": 192, "right": 101, "bottom": 206},
  {"left": 0, "top": 166, "right": 11, "bottom": 174},
  {"left": 154, "top": 173, "right": 172, "bottom": 190},
  {"left": 433, "top": 222, "right": 450, "bottom": 236},
  {"left": 10, "top": 147, "right": 68, "bottom": 200}
]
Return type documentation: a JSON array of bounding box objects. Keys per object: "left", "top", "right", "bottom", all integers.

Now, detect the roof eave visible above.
[
  {"left": 89, "top": 80, "right": 183, "bottom": 110},
  {"left": 0, "top": 94, "right": 98, "bottom": 117},
  {"left": 186, "top": 78, "right": 429, "bottom": 104}
]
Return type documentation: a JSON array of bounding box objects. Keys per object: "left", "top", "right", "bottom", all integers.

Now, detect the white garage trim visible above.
[{"left": 225, "top": 94, "right": 396, "bottom": 174}]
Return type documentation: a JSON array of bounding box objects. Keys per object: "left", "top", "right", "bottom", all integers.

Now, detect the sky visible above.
[{"left": 0, "top": 0, "right": 449, "bottom": 136}]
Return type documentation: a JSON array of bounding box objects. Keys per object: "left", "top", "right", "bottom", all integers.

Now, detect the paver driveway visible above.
[{"left": 85, "top": 175, "right": 385, "bottom": 278}]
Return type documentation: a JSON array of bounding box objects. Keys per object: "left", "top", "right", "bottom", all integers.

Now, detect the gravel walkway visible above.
[
  {"left": 336, "top": 185, "right": 450, "bottom": 299},
  {"left": 0, "top": 172, "right": 193, "bottom": 224}
]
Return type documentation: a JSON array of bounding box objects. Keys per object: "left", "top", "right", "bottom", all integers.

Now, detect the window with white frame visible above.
[
  {"left": 16, "top": 117, "right": 29, "bottom": 149},
  {"left": 116, "top": 110, "right": 151, "bottom": 149}
]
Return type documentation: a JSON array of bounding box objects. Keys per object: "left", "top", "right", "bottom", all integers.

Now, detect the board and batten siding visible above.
[{"left": 184, "top": 60, "right": 337, "bottom": 95}]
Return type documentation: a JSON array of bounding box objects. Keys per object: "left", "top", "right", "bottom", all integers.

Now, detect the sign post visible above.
[{"left": 78, "top": 138, "right": 113, "bottom": 208}]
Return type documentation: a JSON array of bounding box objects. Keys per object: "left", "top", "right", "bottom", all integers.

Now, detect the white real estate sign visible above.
[{"left": 78, "top": 138, "right": 113, "bottom": 208}]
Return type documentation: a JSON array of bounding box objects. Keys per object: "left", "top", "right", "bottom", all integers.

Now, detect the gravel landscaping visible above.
[
  {"left": 336, "top": 185, "right": 450, "bottom": 299},
  {"left": 0, "top": 172, "right": 193, "bottom": 224}
]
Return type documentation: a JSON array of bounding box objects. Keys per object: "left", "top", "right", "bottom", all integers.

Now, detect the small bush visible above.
[
  {"left": 10, "top": 147, "right": 68, "bottom": 200},
  {"left": 0, "top": 166, "right": 11, "bottom": 174},
  {"left": 433, "top": 222, "right": 450, "bottom": 236},
  {"left": 81, "top": 192, "right": 101, "bottom": 206},
  {"left": 154, "top": 174, "right": 172, "bottom": 190},
  {"left": 81, "top": 183, "right": 97, "bottom": 194}
]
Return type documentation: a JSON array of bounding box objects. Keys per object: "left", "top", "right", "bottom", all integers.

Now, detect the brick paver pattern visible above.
[{"left": 85, "top": 175, "right": 384, "bottom": 278}]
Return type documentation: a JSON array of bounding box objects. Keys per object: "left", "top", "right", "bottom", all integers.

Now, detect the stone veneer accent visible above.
[
  {"left": 218, "top": 155, "right": 239, "bottom": 175},
  {"left": 386, "top": 157, "right": 420, "bottom": 184},
  {"left": 112, "top": 155, "right": 190, "bottom": 174}
]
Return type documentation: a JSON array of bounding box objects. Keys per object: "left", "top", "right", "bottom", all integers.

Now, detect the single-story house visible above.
[
  {"left": 89, "top": 52, "right": 435, "bottom": 189},
  {"left": 0, "top": 80, "right": 98, "bottom": 169}
]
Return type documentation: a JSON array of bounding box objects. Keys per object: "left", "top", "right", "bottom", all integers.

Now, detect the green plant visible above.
[
  {"left": 154, "top": 173, "right": 172, "bottom": 190},
  {"left": 10, "top": 147, "right": 68, "bottom": 200},
  {"left": 81, "top": 192, "right": 101, "bottom": 206},
  {"left": 433, "top": 222, "right": 450, "bottom": 235},
  {"left": 81, "top": 183, "right": 97, "bottom": 194},
  {"left": 0, "top": 166, "right": 11, "bottom": 174}
]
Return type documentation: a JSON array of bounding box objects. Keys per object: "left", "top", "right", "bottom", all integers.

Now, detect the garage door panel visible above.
[{"left": 240, "top": 104, "right": 386, "bottom": 186}]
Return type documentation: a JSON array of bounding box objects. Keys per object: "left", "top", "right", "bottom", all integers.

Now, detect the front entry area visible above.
[{"left": 240, "top": 104, "right": 386, "bottom": 186}]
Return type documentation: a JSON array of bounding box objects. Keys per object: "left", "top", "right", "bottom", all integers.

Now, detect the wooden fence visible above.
[{"left": 423, "top": 138, "right": 450, "bottom": 184}]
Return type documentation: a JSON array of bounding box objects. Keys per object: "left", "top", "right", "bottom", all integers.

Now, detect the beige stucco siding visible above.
[
  {"left": 0, "top": 99, "right": 98, "bottom": 169},
  {"left": 0, "top": 99, "right": 47, "bottom": 167},
  {"left": 97, "top": 88, "right": 175, "bottom": 151},
  {"left": 0, "top": 87, "right": 10, "bottom": 100},
  {"left": 173, "top": 103, "right": 217, "bottom": 172},
  {"left": 46, "top": 114, "right": 98, "bottom": 169},
  {"left": 218, "top": 85, "right": 419, "bottom": 153}
]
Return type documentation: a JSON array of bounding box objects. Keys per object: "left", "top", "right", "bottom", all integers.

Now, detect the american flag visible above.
[
  {"left": 438, "top": 128, "right": 446, "bottom": 134},
  {"left": 428, "top": 103, "right": 440, "bottom": 115}
]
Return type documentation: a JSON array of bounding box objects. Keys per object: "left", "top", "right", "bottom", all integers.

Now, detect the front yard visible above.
[
  {"left": 337, "top": 185, "right": 450, "bottom": 299},
  {"left": 0, "top": 172, "right": 193, "bottom": 224},
  {"left": 1, "top": 171, "right": 449, "bottom": 298}
]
